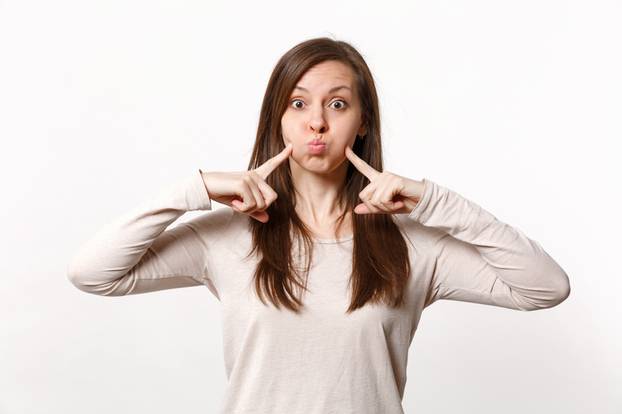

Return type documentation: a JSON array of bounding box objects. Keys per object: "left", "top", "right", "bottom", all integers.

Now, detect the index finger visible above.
[
  {"left": 345, "top": 145, "right": 379, "bottom": 180},
  {"left": 254, "top": 143, "right": 293, "bottom": 180}
]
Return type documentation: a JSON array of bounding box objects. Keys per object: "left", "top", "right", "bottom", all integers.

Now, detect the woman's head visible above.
[
  {"left": 281, "top": 59, "right": 367, "bottom": 176},
  {"left": 245, "top": 37, "right": 410, "bottom": 314},
  {"left": 253, "top": 37, "right": 382, "bottom": 183}
]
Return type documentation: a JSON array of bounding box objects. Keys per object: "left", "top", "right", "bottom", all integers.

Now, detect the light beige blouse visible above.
[{"left": 67, "top": 170, "right": 571, "bottom": 414}]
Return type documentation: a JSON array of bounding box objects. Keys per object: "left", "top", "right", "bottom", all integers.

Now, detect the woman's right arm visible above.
[
  {"left": 66, "top": 169, "right": 217, "bottom": 296},
  {"left": 67, "top": 144, "right": 292, "bottom": 296}
]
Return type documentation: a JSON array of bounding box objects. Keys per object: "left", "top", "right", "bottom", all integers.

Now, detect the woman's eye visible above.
[
  {"left": 330, "top": 100, "right": 347, "bottom": 110},
  {"left": 291, "top": 99, "right": 304, "bottom": 109}
]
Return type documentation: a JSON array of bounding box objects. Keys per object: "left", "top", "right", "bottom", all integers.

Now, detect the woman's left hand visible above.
[{"left": 345, "top": 146, "right": 426, "bottom": 215}]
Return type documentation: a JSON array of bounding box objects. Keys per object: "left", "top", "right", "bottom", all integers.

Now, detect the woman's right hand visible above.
[{"left": 199, "top": 143, "right": 293, "bottom": 223}]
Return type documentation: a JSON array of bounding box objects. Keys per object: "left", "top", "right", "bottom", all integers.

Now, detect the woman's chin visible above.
[{"left": 297, "top": 157, "right": 346, "bottom": 174}]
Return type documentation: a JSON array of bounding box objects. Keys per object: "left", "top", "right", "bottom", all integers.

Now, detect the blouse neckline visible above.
[{"left": 313, "top": 234, "right": 354, "bottom": 244}]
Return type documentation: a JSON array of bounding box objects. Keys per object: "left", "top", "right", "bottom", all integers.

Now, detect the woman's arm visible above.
[
  {"left": 410, "top": 179, "right": 571, "bottom": 311},
  {"left": 66, "top": 170, "right": 221, "bottom": 296}
]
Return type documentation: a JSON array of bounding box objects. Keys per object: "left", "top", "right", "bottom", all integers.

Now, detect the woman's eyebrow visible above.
[{"left": 294, "top": 85, "right": 351, "bottom": 93}]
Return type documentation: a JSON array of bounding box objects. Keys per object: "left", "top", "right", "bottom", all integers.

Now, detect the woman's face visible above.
[{"left": 281, "top": 60, "right": 366, "bottom": 174}]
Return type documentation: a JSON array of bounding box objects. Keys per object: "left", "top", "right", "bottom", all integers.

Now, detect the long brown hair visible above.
[{"left": 243, "top": 37, "right": 411, "bottom": 314}]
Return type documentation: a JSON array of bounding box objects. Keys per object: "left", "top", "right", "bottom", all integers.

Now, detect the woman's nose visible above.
[{"left": 308, "top": 110, "right": 327, "bottom": 133}]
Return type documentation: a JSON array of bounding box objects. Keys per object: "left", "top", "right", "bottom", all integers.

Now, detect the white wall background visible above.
[{"left": 1, "top": 0, "right": 619, "bottom": 413}]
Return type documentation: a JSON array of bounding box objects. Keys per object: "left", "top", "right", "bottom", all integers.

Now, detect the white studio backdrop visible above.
[{"left": 1, "top": 0, "right": 620, "bottom": 413}]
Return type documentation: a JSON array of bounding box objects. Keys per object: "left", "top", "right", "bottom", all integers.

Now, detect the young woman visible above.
[{"left": 67, "top": 37, "right": 571, "bottom": 413}]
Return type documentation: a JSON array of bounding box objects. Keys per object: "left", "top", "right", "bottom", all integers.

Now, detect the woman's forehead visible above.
[{"left": 296, "top": 61, "right": 354, "bottom": 89}]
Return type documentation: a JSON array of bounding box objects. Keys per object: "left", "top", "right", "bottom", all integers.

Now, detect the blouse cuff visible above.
[
  {"left": 408, "top": 178, "right": 434, "bottom": 222},
  {"left": 184, "top": 168, "right": 212, "bottom": 211}
]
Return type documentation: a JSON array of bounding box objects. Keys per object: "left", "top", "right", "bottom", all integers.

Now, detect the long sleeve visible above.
[
  {"left": 67, "top": 169, "right": 216, "bottom": 296},
  {"left": 410, "top": 178, "right": 571, "bottom": 311}
]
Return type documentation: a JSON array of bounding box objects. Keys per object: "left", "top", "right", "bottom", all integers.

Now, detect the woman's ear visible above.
[{"left": 357, "top": 122, "right": 367, "bottom": 138}]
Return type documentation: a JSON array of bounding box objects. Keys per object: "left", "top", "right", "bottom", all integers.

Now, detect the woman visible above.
[{"left": 67, "top": 37, "right": 571, "bottom": 413}]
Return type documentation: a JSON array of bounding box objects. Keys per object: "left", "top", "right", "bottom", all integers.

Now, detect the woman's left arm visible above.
[
  {"left": 409, "top": 178, "right": 571, "bottom": 311},
  {"left": 345, "top": 146, "right": 571, "bottom": 311}
]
